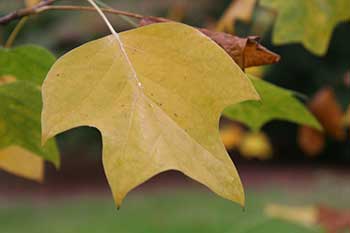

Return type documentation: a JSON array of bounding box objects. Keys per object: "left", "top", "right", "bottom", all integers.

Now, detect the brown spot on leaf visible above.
[{"left": 0, "top": 75, "right": 16, "bottom": 86}]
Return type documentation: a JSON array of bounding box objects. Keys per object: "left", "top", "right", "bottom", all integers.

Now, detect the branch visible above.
[
  {"left": 37, "top": 5, "right": 144, "bottom": 19},
  {"left": 5, "top": 17, "right": 28, "bottom": 48},
  {"left": 0, "top": 2, "right": 143, "bottom": 25},
  {"left": 0, "top": 1, "right": 280, "bottom": 68},
  {"left": 0, "top": 0, "right": 57, "bottom": 25}
]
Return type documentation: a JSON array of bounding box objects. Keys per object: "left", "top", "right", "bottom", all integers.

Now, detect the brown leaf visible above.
[
  {"left": 139, "top": 16, "right": 280, "bottom": 69},
  {"left": 309, "top": 87, "right": 346, "bottom": 141},
  {"left": 298, "top": 125, "right": 325, "bottom": 157},
  {"left": 317, "top": 205, "right": 350, "bottom": 233}
]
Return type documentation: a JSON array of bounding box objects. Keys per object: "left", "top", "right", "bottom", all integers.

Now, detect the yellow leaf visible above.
[
  {"left": 25, "top": 0, "right": 40, "bottom": 7},
  {"left": 245, "top": 66, "right": 265, "bottom": 77},
  {"left": 42, "top": 22, "right": 259, "bottom": 207},
  {"left": 238, "top": 132, "right": 272, "bottom": 160},
  {"left": 260, "top": 0, "right": 350, "bottom": 56},
  {"left": 0, "top": 146, "right": 44, "bottom": 182},
  {"left": 265, "top": 204, "right": 318, "bottom": 227},
  {"left": 220, "top": 124, "right": 245, "bottom": 150},
  {"left": 216, "top": 0, "right": 256, "bottom": 33}
]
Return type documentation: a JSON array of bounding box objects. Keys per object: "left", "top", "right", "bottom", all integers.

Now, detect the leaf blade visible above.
[
  {"left": 223, "top": 76, "right": 322, "bottom": 131},
  {"left": 42, "top": 22, "right": 259, "bottom": 207},
  {"left": 260, "top": 0, "right": 350, "bottom": 55},
  {"left": 0, "top": 45, "right": 56, "bottom": 85},
  {"left": 0, "top": 82, "right": 59, "bottom": 167}
]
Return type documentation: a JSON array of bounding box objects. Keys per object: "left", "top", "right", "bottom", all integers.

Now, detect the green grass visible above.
[
  {"left": 0, "top": 192, "right": 324, "bottom": 233},
  {"left": 1, "top": 176, "right": 349, "bottom": 233}
]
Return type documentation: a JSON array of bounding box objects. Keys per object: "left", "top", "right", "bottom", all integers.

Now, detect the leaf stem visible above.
[
  {"left": 94, "top": 0, "right": 139, "bottom": 28},
  {"left": 85, "top": 0, "right": 143, "bottom": 88},
  {"left": 4, "top": 17, "right": 28, "bottom": 48},
  {"left": 86, "top": 0, "right": 119, "bottom": 37}
]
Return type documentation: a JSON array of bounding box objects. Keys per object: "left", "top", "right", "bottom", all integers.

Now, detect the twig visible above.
[
  {"left": 0, "top": 0, "right": 57, "bottom": 25},
  {"left": 0, "top": 3, "right": 144, "bottom": 25},
  {"left": 5, "top": 17, "right": 28, "bottom": 48},
  {"left": 37, "top": 5, "right": 144, "bottom": 19},
  {"left": 94, "top": 0, "right": 139, "bottom": 27}
]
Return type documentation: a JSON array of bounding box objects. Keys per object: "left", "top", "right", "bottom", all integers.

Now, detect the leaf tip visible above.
[
  {"left": 52, "top": 156, "right": 61, "bottom": 170},
  {"left": 113, "top": 192, "right": 127, "bottom": 210},
  {"left": 237, "top": 188, "right": 246, "bottom": 208},
  {"left": 227, "top": 177, "right": 246, "bottom": 207}
]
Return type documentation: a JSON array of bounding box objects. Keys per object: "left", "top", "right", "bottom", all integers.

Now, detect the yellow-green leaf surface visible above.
[
  {"left": 0, "top": 45, "right": 56, "bottom": 85},
  {"left": 260, "top": 0, "right": 350, "bottom": 56},
  {"left": 42, "top": 22, "right": 259, "bottom": 207},
  {"left": 224, "top": 76, "right": 322, "bottom": 131},
  {"left": 0, "top": 82, "right": 59, "bottom": 167},
  {"left": 0, "top": 46, "right": 59, "bottom": 170}
]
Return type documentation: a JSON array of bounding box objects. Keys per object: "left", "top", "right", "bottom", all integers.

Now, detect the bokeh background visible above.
[{"left": 1, "top": 0, "right": 350, "bottom": 232}]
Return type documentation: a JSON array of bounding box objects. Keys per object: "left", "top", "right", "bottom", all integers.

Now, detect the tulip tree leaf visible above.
[
  {"left": 0, "top": 45, "right": 59, "bottom": 169},
  {"left": 0, "top": 145, "right": 44, "bottom": 182},
  {"left": 41, "top": 22, "right": 259, "bottom": 207},
  {"left": 223, "top": 76, "right": 322, "bottom": 131},
  {"left": 0, "top": 45, "right": 56, "bottom": 85},
  {"left": 0, "top": 82, "right": 59, "bottom": 167},
  {"left": 260, "top": 0, "right": 350, "bottom": 55}
]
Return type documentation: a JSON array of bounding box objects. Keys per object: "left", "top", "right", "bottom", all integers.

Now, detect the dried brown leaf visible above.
[
  {"left": 139, "top": 16, "right": 280, "bottom": 69},
  {"left": 298, "top": 126, "right": 325, "bottom": 157},
  {"left": 309, "top": 87, "right": 346, "bottom": 141}
]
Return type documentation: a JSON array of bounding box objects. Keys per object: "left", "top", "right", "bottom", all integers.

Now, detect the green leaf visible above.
[
  {"left": 260, "top": 0, "right": 350, "bottom": 56},
  {"left": 0, "top": 45, "right": 59, "bottom": 168},
  {"left": 41, "top": 22, "right": 259, "bottom": 207},
  {"left": 0, "top": 82, "right": 59, "bottom": 167},
  {"left": 223, "top": 76, "right": 322, "bottom": 131},
  {"left": 0, "top": 45, "right": 56, "bottom": 85}
]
